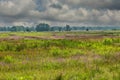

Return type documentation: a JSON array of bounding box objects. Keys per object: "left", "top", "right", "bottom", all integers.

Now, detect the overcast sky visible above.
[{"left": 0, "top": 0, "right": 120, "bottom": 27}]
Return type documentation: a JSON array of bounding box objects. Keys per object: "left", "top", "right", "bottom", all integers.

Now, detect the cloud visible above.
[
  {"left": 59, "top": 0, "right": 120, "bottom": 10},
  {"left": 38, "top": 7, "right": 120, "bottom": 25},
  {"left": 0, "top": 0, "right": 36, "bottom": 16},
  {"left": 0, "top": 0, "right": 120, "bottom": 26},
  {"left": 0, "top": 0, "right": 37, "bottom": 26},
  {"left": 49, "top": 3, "right": 62, "bottom": 9}
]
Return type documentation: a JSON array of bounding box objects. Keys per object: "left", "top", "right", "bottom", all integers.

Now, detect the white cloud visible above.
[
  {"left": 0, "top": 0, "right": 36, "bottom": 16},
  {"left": 13, "top": 21, "right": 34, "bottom": 26}
]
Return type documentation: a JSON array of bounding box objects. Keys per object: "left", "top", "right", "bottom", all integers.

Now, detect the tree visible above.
[
  {"left": 10, "top": 26, "right": 25, "bottom": 32},
  {"left": 36, "top": 23, "right": 50, "bottom": 32},
  {"left": 65, "top": 25, "right": 71, "bottom": 31},
  {"left": 50, "top": 27, "right": 54, "bottom": 31},
  {"left": 10, "top": 26, "right": 17, "bottom": 32},
  {"left": 58, "top": 27, "right": 62, "bottom": 32},
  {"left": 26, "top": 27, "right": 31, "bottom": 32},
  {"left": 86, "top": 28, "right": 89, "bottom": 31}
]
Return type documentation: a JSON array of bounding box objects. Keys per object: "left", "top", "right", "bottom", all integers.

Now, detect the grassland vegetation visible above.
[{"left": 0, "top": 31, "right": 120, "bottom": 80}]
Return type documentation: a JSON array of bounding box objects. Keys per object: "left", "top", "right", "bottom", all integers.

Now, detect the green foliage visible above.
[
  {"left": 50, "top": 47, "right": 61, "bottom": 57},
  {"left": 55, "top": 74, "right": 63, "bottom": 80},
  {"left": 103, "top": 38, "right": 113, "bottom": 45},
  {"left": 4, "top": 55, "right": 14, "bottom": 63},
  {"left": 0, "top": 38, "right": 120, "bottom": 55},
  {"left": 7, "top": 75, "right": 35, "bottom": 80}
]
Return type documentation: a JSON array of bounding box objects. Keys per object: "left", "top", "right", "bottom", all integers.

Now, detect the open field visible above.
[{"left": 0, "top": 31, "right": 120, "bottom": 80}]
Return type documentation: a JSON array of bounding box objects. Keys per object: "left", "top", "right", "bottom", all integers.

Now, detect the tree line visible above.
[
  {"left": 0, "top": 23, "right": 71, "bottom": 32},
  {"left": 0, "top": 23, "right": 120, "bottom": 32}
]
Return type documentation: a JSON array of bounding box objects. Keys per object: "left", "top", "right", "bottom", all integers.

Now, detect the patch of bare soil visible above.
[
  {"left": 51, "top": 33, "right": 120, "bottom": 40},
  {"left": 24, "top": 36, "right": 46, "bottom": 39},
  {"left": 0, "top": 36, "right": 24, "bottom": 41},
  {"left": 0, "top": 33, "right": 119, "bottom": 41},
  {"left": 0, "top": 35, "right": 50, "bottom": 41}
]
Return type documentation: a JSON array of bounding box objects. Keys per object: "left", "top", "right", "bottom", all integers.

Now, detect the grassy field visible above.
[{"left": 0, "top": 31, "right": 120, "bottom": 80}]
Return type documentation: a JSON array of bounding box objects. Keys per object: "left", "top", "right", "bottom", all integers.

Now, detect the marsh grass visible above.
[
  {"left": 3, "top": 55, "right": 14, "bottom": 63},
  {"left": 0, "top": 32, "right": 120, "bottom": 80}
]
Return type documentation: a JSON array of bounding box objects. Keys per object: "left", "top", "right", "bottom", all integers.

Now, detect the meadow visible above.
[{"left": 0, "top": 31, "right": 120, "bottom": 80}]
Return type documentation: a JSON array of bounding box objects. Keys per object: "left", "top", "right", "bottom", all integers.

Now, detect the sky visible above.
[{"left": 0, "top": 0, "right": 120, "bottom": 27}]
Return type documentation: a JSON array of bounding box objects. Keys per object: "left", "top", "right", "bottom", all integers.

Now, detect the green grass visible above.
[
  {"left": 0, "top": 33, "right": 10, "bottom": 38},
  {"left": 0, "top": 31, "right": 120, "bottom": 80}
]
